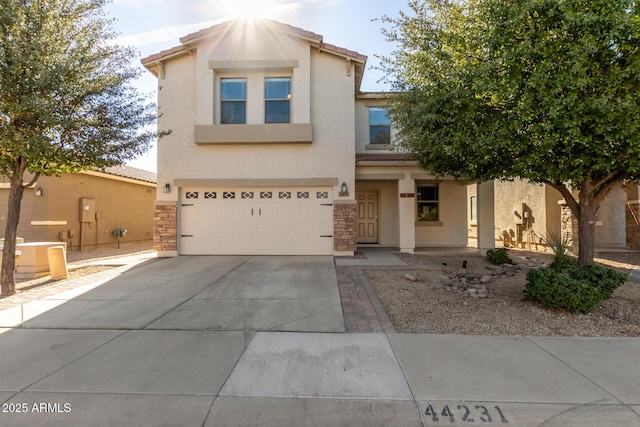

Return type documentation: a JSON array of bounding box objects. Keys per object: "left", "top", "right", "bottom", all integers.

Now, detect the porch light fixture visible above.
[
  {"left": 339, "top": 182, "right": 349, "bottom": 197},
  {"left": 163, "top": 183, "right": 171, "bottom": 193},
  {"left": 34, "top": 187, "right": 42, "bottom": 197}
]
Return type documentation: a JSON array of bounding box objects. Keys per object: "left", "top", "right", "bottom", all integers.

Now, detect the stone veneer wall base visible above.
[
  {"left": 154, "top": 201, "right": 178, "bottom": 253},
  {"left": 560, "top": 202, "right": 579, "bottom": 254},
  {"left": 333, "top": 200, "right": 358, "bottom": 254}
]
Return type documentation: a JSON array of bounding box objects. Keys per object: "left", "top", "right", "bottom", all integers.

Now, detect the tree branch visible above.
[
  {"left": 592, "top": 172, "right": 628, "bottom": 206},
  {"left": 542, "top": 179, "right": 580, "bottom": 215},
  {"left": 23, "top": 172, "right": 41, "bottom": 189},
  {"left": 592, "top": 171, "right": 628, "bottom": 193}
]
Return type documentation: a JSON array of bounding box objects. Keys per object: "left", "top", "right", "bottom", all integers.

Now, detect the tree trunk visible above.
[
  {"left": 0, "top": 178, "right": 26, "bottom": 296},
  {"left": 576, "top": 186, "right": 598, "bottom": 267},
  {"left": 548, "top": 178, "right": 621, "bottom": 267}
]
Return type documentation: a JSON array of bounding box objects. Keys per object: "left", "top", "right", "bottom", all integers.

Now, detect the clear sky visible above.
[{"left": 105, "top": 0, "right": 407, "bottom": 172}]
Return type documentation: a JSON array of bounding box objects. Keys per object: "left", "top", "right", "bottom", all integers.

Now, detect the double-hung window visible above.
[
  {"left": 417, "top": 183, "right": 439, "bottom": 222},
  {"left": 264, "top": 77, "right": 291, "bottom": 123},
  {"left": 220, "top": 78, "right": 247, "bottom": 124},
  {"left": 369, "top": 107, "right": 391, "bottom": 145}
]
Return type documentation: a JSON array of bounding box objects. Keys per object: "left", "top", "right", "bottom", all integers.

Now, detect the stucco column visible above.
[
  {"left": 398, "top": 175, "right": 416, "bottom": 253},
  {"left": 477, "top": 181, "right": 496, "bottom": 254}
]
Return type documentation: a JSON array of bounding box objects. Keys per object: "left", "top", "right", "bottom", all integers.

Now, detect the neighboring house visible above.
[
  {"left": 142, "top": 19, "right": 498, "bottom": 257},
  {"left": 0, "top": 166, "right": 156, "bottom": 251},
  {"left": 478, "top": 180, "right": 637, "bottom": 252}
]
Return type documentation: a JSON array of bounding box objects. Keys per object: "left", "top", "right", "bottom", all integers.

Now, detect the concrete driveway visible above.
[
  {"left": 0, "top": 255, "right": 348, "bottom": 426},
  {"left": 21, "top": 255, "right": 344, "bottom": 332}
]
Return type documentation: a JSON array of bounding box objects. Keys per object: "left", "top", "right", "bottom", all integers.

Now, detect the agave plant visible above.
[{"left": 541, "top": 231, "right": 574, "bottom": 267}]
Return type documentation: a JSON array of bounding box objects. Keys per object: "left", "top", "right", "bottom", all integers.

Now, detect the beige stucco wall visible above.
[
  {"left": 493, "top": 180, "right": 558, "bottom": 248},
  {"left": 415, "top": 180, "right": 469, "bottom": 247},
  {"left": 0, "top": 187, "right": 37, "bottom": 241},
  {"left": 494, "top": 179, "right": 628, "bottom": 248},
  {"left": 156, "top": 22, "right": 355, "bottom": 203},
  {"left": 0, "top": 173, "right": 155, "bottom": 251},
  {"left": 595, "top": 186, "right": 627, "bottom": 246},
  {"left": 156, "top": 53, "right": 196, "bottom": 201},
  {"left": 544, "top": 185, "right": 563, "bottom": 239}
]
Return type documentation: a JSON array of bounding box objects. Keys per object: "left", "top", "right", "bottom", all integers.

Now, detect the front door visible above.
[{"left": 357, "top": 191, "right": 379, "bottom": 243}]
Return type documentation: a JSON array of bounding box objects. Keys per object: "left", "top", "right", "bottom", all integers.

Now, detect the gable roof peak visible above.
[
  {"left": 142, "top": 18, "right": 366, "bottom": 68},
  {"left": 141, "top": 18, "right": 367, "bottom": 90},
  {"left": 179, "top": 18, "right": 324, "bottom": 46}
]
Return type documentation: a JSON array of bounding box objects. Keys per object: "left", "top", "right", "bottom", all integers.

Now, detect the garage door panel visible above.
[{"left": 180, "top": 187, "right": 333, "bottom": 255}]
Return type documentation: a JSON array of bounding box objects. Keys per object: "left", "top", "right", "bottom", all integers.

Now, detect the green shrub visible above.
[
  {"left": 486, "top": 247, "right": 514, "bottom": 265},
  {"left": 550, "top": 255, "right": 577, "bottom": 269},
  {"left": 524, "top": 263, "right": 627, "bottom": 313},
  {"left": 572, "top": 264, "right": 627, "bottom": 299}
]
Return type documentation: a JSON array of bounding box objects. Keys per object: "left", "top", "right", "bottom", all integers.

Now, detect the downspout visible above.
[{"left": 79, "top": 220, "right": 84, "bottom": 252}]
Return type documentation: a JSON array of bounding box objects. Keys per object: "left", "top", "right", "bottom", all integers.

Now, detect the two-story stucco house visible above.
[{"left": 142, "top": 19, "right": 497, "bottom": 257}]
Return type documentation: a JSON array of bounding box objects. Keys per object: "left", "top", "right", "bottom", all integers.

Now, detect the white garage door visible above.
[{"left": 179, "top": 187, "right": 334, "bottom": 255}]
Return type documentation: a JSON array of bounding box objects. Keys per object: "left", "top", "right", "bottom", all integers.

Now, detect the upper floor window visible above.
[
  {"left": 369, "top": 107, "right": 391, "bottom": 145},
  {"left": 221, "top": 78, "right": 246, "bottom": 124},
  {"left": 417, "top": 183, "right": 439, "bottom": 222},
  {"left": 265, "top": 77, "right": 291, "bottom": 123}
]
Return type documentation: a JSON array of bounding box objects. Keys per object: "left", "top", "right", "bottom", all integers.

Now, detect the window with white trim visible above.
[
  {"left": 369, "top": 107, "right": 391, "bottom": 145},
  {"left": 264, "top": 77, "right": 291, "bottom": 123},
  {"left": 220, "top": 78, "right": 246, "bottom": 124}
]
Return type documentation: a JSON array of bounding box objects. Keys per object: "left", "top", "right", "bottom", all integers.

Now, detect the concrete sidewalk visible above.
[{"left": 0, "top": 252, "right": 638, "bottom": 426}]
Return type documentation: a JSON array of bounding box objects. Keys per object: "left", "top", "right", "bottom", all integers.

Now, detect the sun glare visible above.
[{"left": 226, "top": 0, "right": 279, "bottom": 20}]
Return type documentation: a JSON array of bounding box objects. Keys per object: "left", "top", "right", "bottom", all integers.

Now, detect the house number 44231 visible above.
[{"left": 424, "top": 403, "right": 509, "bottom": 423}]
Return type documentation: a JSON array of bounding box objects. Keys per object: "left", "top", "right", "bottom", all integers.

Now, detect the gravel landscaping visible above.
[{"left": 367, "top": 250, "right": 640, "bottom": 337}]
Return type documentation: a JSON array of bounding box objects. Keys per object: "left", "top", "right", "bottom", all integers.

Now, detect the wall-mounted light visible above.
[
  {"left": 163, "top": 183, "right": 171, "bottom": 193},
  {"left": 83, "top": 205, "right": 91, "bottom": 211},
  {"left": 34, "top": 187, "right": 42, "bottom": 197},
  {"left": 339, "top": 182, "right": 349, "bottom": 197}
]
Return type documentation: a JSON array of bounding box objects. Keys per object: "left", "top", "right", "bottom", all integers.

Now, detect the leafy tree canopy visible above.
[
  {"left": 0, "top": 0, "right": 155, "bottom": 178},
  {"left": 0, "top": 0, "right": 158, "bottom": 295},
  {"left": 380, "top": 0, "right": 640, "bottom": 265}
]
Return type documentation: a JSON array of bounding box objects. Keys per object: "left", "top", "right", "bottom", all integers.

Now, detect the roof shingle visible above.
[{"left": 99, "top": 165, "right": 157, "bottom": 184}]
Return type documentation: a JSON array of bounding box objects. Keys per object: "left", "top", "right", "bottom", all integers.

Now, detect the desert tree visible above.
[
  {"left": 0, "top": 0, "right": 157, "bottom": 295},
  {"left": 380, "top": 0, "right": 640, "bottom": 266}
]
